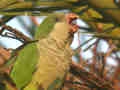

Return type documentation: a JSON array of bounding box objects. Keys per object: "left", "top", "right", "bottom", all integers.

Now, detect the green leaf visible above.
[{"left": 10, "top": 43, "right": 38, "bottom": 89}]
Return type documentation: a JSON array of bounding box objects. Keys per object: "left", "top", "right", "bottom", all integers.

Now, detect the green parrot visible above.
[
  {"left": 24, "top": 14, "right": 75, "bottom": 90},
  {"left": 10, "top": 13, "right": 78, "bottom": 90}
]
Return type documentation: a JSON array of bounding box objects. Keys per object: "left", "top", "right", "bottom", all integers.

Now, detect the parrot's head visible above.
[
  {"left": 35, "top": 13, "right": 79, "bottom": 44},
  {"left": 50, "top": 13, "right": 79, "bottom": 45},
  {"left": 51, "top": 13, "right": 79, "bottom": 44},
  {"left": 54, "top": 13, "right": 79, "bottom": 29},
  {"left": 65, "top": 13, "right": 79, "bottom": 33}
]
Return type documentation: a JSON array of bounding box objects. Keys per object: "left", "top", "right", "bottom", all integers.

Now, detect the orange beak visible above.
[
  {"left": 66, "top": 13, "right": 79, "bottom": 24},
  {"left": 65, "top": 13, "right": 79, "bottom": 32}
]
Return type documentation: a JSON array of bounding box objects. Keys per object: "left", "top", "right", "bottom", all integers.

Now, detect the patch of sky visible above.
[{"left": 0, "top": 16, "right": 46, "bottom": 49}]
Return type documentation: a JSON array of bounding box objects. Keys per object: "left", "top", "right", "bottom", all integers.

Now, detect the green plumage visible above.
[
  {"left": 24, "top": 14, "right": 73, "bottom": 90},
  {"left": 35, "top": 15, "right": 58, "bottom": 40},
  {"left": 10, "top": 14, "right": 73, "bottom": 90},
  {"left": 10, "top": 43, "right": 38, "bottom": 89}
]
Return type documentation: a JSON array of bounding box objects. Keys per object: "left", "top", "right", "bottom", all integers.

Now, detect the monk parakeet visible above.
[
  {"left": 24, "top": 13, "right": 78, "bottom": 90},
  {"left": 10, "top": 13, "right": 79, "bottom": 90}
]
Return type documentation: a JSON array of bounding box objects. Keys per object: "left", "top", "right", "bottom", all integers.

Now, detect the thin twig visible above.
[{"left": 1, "top": 25, "right": 32, "bottom": 42}]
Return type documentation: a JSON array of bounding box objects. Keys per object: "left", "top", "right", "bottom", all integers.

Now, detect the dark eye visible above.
[{"left": 55, "top": 18, "right": 59, "bottom": 22}]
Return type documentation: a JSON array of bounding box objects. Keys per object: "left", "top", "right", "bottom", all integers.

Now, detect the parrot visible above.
[
  {"left": 10, "top": 13, "right": 79, "bottom": 90},
  {"left": 23, "top": 13, "right": 78, "bottom": 90}
]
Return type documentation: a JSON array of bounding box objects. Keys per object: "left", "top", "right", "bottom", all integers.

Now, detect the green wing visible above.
[
  {"left": 10, "top": 43, "right": 38, "bottom": 89},
  {"left": 35, "top": 15, "right": 57, "bottom": 40}
]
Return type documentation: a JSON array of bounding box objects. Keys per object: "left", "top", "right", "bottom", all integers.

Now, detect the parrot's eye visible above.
[{"left": 55, "top": 18, "right": 59, "bottom": 22}]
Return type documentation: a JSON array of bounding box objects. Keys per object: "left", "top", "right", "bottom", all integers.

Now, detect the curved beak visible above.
[
  {"left": 66, "top": 13, "right": 79, "bottom": 24},
  {"left": 66, "top": 13, "right": 79, "bottom": 32}
]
